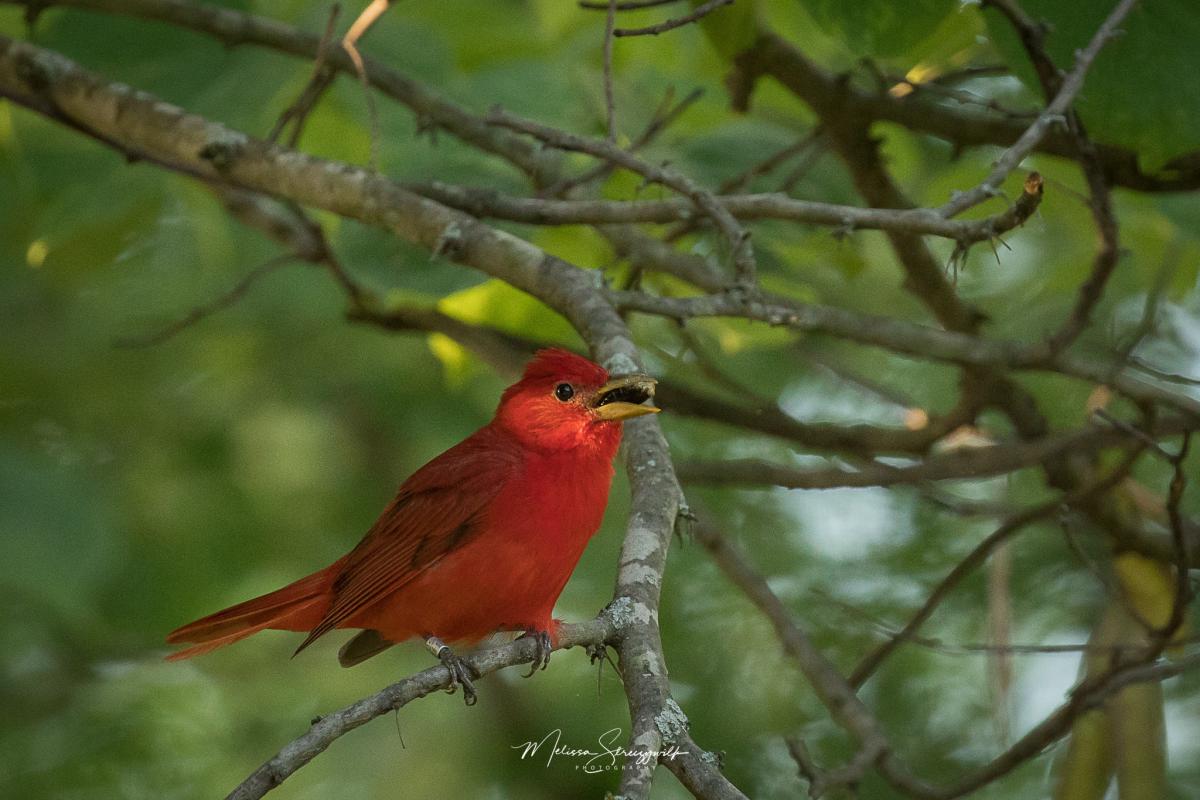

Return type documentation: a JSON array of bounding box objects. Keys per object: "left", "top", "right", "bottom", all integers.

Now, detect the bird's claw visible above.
[
  {"left": 585, "top": 642, "right": 608, "bottom": 664},
  {"left": 425, "top": 636, "right": 478, "bottom": 706},
  {"left": 519, "top": 629, "right": 553, "bottom": 678},
  {"left": 439, "top": 648, "right": 478, "bottom": 706}
]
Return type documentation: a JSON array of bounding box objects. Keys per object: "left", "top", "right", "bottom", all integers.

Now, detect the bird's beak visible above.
[{"left": 592, "top": 374, "right": 660, "bottom": 421}]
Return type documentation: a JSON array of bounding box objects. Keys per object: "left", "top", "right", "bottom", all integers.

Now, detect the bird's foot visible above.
[
  {"left": 424, "top": 636, "right": 478, "bottom": 706},
  {"left": 586, "top": 642, "right": 608, "bottom": 664},
  {"left": 518, "top": 629, "right": 553, "bottom": 678}
]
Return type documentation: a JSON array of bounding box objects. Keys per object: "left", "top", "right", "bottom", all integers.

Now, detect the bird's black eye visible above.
[{"left": 554, "top": 383, "right": 575, "bottom": 402}]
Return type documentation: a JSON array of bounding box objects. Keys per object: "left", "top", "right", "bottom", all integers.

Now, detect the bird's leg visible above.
[
  {"left": 424, "top": 636, "right": 478, "bottom": 706},
  {"left": 518, "top": 629, "right": 553, "bottom": 678}
]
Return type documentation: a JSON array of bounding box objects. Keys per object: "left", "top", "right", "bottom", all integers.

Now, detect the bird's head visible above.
[{"left": 495, "top": 348, "right": 659, "bottom": 453}]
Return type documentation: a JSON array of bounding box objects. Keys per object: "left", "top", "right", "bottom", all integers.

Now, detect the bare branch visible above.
[
  {"left": 675, "top": 421, "right": 1170, "bottom": 492},
  {"left": 227, "top": 617, "right": 616, "bottom": 800},
  {"left": 849, "top": 449, "right": 1145, "bottom": 687},
  {"left": 738, "top": 29, "right": 1200, "bottom": 192},
  {"left": 540, "top": 86, "right": 704, "bottom": 197},
  {"left": 403, "top": 179, "right": 1043, "bottom": 242},
  {"left": 113, "top": 254, "right": 297, "bottom": 348},
  {"left": 608, "top": 290, "right": 1200, "bottom": 418},
  {"left": 939, "top": 0, "right": 1139, "bottom": 217},
  {"left": 486, "top": 106, "right": 758, "bottom": 286},
  {"left": 694, "top": 519, "right": 893, "bottom": 785},
  {"left": 580, "top": 0, "right": 683, "bottom": 9},
  {"left": 613, "top": 0, "right": 733, "bottom": 37},
  {"left": 602, "top": 0, "right": 618, "bottom": 140}
]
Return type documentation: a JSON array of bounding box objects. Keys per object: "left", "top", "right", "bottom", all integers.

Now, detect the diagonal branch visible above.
[
  {"left": 675, "top": 420, "right": 1180, "bottom": 492},
  {"left": 939, "top": 0, "right": 1138, "bottom": 217},
  {"left": 227, "top": 618, "right": 616, "bottom": 800},
  {"left": 612, "top": 0, "right": 732, "bottom": 37},
  {"left": 849, "top": 448, "right": 1145, "bottom": 688}
]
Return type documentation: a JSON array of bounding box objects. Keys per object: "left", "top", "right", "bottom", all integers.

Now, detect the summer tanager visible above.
[{"left": 166, "top": 349, "right": 659, "bottom": 702}]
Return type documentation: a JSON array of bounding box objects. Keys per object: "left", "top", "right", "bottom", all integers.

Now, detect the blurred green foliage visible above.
[{"left": 1, "top": 1, "right": 1199, "bottom": 798}]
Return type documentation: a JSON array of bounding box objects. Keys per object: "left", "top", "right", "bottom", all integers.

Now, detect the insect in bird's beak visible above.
[{"left": 591, "top": 374, "right": 660, "bottom": 421}]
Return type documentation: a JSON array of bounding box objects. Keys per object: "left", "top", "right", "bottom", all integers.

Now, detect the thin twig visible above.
[
  {"left": 267, "top": 3, "right": 341, "bottom": 147},
  {"left": 603, "top": 0, "right": 617, "bottom": 141},
  {"left": 1159, "top": 433, "right": 1193, "bottom": 648},
  {"left": 848, "top": 448, "right": 1145, "bottom": 687},
  {"left": 541, "top": 87, "right": 703, "bottom": 197},
  {"left": 939, "top": 0, "right": 1138, "bottom": 217},
  {"left": 114, "top": 255, "right": 297, "bottom": 348},
  {"left": 580, "top": 0, "right": 682, "bottom": 9},
  {"left": 814, "top": 588, "right": 1200, "bottom": 656},
  {"left": 405, "top": 180, "right": 1043, "bottom": 243},
  {"left": 613, "top": 0, "right": 733, "bottom": 37},
  {"left": 487, "top": 106, "right": 757, "bottom": 285}
]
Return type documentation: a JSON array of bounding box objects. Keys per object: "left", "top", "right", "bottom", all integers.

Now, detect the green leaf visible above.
[
  {"left": 437, "top": 279, "right": 578, "bottom": 344},
  {"left": 984, "top": 0, "right": 1200, "bottom": 168},
  {"left": 690, "top": 0, "right": 760, "bottom": 61},
  {"left": 796, "top": 0, "right": 973, "bottom": 64}
]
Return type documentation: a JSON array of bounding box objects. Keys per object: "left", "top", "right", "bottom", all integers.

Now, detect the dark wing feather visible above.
[
  {"left": 294, "top": 427, "right": 520, "bottom": 653},
  {"left": 337, "top": 629, "right": 395, "bottom": 667}
]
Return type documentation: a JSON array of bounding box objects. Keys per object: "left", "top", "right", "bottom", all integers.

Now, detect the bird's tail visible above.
[{"left": 165, "top": 567, "right": 334, "bottom": 661}]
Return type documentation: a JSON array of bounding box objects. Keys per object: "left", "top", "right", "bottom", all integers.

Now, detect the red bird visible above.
[{"left": 166, "top": 349, "right": 658, "bottom": 702}]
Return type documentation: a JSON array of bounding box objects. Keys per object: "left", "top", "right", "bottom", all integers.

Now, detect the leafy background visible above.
[{"left": 2, "top": 0, "right": 1199, "bottom": 798}]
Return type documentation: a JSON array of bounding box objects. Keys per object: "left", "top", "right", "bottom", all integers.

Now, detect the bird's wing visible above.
[{"left": 294, "top": 427, "right": 520, "bottom": 653}]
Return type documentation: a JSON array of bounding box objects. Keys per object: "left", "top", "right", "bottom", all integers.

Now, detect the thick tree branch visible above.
[
  {"left": 676, "top": 420, "right": 1181, "bottom": 492},
  {"left": 227, "top": 618, "right": 616, "bottom": 800},
  {"left": 739, "top": 31, "right": 1200, "bottom": 193},
  {"left": 608, "top": 290, "right": 1200, "bottom": 419}
]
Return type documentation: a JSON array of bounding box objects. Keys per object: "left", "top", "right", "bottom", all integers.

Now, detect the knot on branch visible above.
[
  {"left": 198, "top": 131, "right": 248, "bottom": 169},
  {"left": 14, "top": 45, "right": 59, "bottom": 92},
  {"left": 432, "top": 221, "right": 465, "bottom": 260}
]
